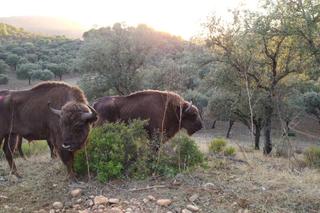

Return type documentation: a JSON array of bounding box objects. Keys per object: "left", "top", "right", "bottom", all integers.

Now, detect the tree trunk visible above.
[
  {"left": 254, "top": 122, "right": 261, "bottom": 150},
  {"left": 226, "top": 120, "right": 234, "bottom": 138},
  {"left": 264, "top": 98, "right": 273, "bottom": 154},
  {"left": 211, "top": 120, "right": 217, "bottom": 129},
  {"left": 59, "top": 75, "right": 62, "bottom": 81},
  {"left": 28, "top": 78, "right": 31, "bottom": 85}
]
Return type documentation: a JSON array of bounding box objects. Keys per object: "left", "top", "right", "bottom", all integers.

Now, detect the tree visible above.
[
  {"left": 6, "top": 53, "right": 20, "bottom": 71},
  {"left": 302, "top": 91, "right": 320, "bottom": 123},
  {"left": 45, "top": 63, "right": 68, "bottom": 80},
  {"left": 31, "top": 69, "right": 54, "bottom": 81},
  {"left": 204, "top": 5, "right": 311, "bottom": 154},
  {"left": 16, "top": 63, "right": 41, "bottom": 85},
  {"left": 78, "top": 23, "right": 157, "bottom": 95},
  {"left": 0, "top": 59, "right": 10, "bottom": 74}
]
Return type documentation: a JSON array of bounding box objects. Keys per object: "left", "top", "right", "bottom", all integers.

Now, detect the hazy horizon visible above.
[{"left": 0, "top": 0, "right": 258, "bottom": 39}]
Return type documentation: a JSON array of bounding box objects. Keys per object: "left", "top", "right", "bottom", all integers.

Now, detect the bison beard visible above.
[
  {"left": 0, "top": 82, "right": 97, "bottom": 179},
  {"left": 93, "top": 90, "right": 203, "bottom": 145}
]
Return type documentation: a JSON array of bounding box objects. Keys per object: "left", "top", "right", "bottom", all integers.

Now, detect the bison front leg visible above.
[
  {"left": 3, "top": 135, "right": 20, "bottom": 177},
  {"left": 59, "top": 150, "right": 76, "bottom": 181},
  {"left": 47, "top": 139, "right": 57, "bottom": 159}
]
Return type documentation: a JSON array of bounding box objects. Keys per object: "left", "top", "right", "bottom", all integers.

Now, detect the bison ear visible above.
[{"left": 48, "top": 102, "right": 62, "bottom": 117}]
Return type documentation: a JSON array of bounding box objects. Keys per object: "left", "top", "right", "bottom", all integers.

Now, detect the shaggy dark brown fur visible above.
[
  {"left": 93, "top": 89, "right": 203, "bottom": 142},
  {"left": 0, "top": 81, "right": 96, "bottom": 178}
]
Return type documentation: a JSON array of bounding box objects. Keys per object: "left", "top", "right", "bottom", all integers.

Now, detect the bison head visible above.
[
  {"left": 48, "top": 102, "right": 97, "bottom": 151},
  {"left": 178, "top": 101, "right": 203, "bottom": 135}
]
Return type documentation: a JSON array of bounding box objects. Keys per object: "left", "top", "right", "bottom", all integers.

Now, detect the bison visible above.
[
  {"left": 93, "top": 90, "right": 203, "bottom": 142},
  {"left": 0, "top": 82, "right": 97, "bottom": 178}
]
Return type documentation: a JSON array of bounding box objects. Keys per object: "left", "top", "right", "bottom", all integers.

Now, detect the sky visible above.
[{"left": 0, "top": 0, "right": 258, "bottom": 39}]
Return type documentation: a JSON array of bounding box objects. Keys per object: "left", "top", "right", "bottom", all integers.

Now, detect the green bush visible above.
[
  {"left": 304, "top": 146, "right": 320, "bottom": 168},
  {"left": 0, "top": 74, "right": 8, "bottom": 85},
  {"left": 74, "top": 120, "right": 150, "bottom": 182},
  {"left": 74, "top": 121, "right": 205, "bottom": 182},
  {"left": 170, "top": 132, "right": 204, "bottom": 169},
  {"left": 209, "top": 138, "right": 227, "bottom": 153},
  {"left": 224, "top": 146, "right": 236, "bottom": 156}
]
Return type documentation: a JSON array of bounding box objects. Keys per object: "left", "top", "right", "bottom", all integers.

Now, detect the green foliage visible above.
[
  {"left": 0, "top": 59, "right": 10, "bottom": 74},
  {"left": 74, "top": 121, "right": 205, "bottom": 183},
  {"left": 166, "top": 131, "right": 204, "bottom": 170},
  {"left": 21, "top": 141, "right": 49, "bottom": 157},
  {"left": 0, "top": 74, "right": 8, "bottom": 85},
  {"left": 31, "top": 69, "right": 54, "bottom": 81},
  {"left": 304, "top": 146, "right": 320, "bottom": 168},
  {"left": 302, "top": 92, "right": 320, "bottom": 120},
  {"left": 0, "top": 140, "right": 48, "bottom": 160},
  {"left": 224, "top": 146, "right": 236, "bottom": 156},
  {"left": 6, "top": 53, "right": 20, "bottom": 69},
  {"left": 209, "top": 138, "right": 227, "bottom": 153},
  {"left": 16, "top": 63, "right": 40, "bottom": 80},
  {"left": 74, "top": 120, "right": 150, "bottom": 182}
]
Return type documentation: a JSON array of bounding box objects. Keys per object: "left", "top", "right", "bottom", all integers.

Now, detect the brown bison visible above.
[
  {"left": 93, "top": 90, "right": 203, "bottom": 142},
  {"left": 0, "top": 82, "right": 97, "bottom": 178}
]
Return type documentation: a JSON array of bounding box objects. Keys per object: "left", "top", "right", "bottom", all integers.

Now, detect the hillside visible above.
[{"left": 0, "top": 16, "right": 86, "bottom": 38}]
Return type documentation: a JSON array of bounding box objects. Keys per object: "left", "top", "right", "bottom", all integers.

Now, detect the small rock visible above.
[
  {"left": 109, "top": 207, "right": 123, "bottom": 213},
  {"left": 38, "top": 209, "right": 46, "bottom": 213},
  {"left": 0, "top": 195, "right": 8, "bottom": 200},
  {"left": 157, "top": 199, "right": 172, "bottom": 206},
  {"left": 187, "top": 204, "right": 199, "bottom": 212},
  {"left": 237, "top": 209, "right": 250, "bottom": 213},
  {"left": 79, "top": 210, "right": 90, "bottom": 213},
  {"left": 125, "top": 208, "right": 133, "bottom": 213},
  {"left": 72, "top": 204, "right": 81, "bottom": 210},
  {"left": 76, "top": 198, "right": 82, "bottom": 204},
  {"left": 52, "top": 202, "right": 63, "bottom": 209},
  {"left": 182, "top": 209, "right": 192, "bottom": 213},
  {"left": 203, "top": 182, "right": 215, "bottom": 189},
  {"left": 109, "top": 198, "right": 120, "bottom": 204},
  {"left": 52, "top": 184, "right": 57, "bottom": 187},
  {"left": 85, "top": 199, "right": 94, "bottom": 207},
  {"left": 188, "top": 194, "right": 199, "bottom": 202},
  {"left": 70, "top": 188, "right": 82, "bottom": 197},
  {"left": 89, "top": 195, "right": 95, "bottom": 199},
  {"left": 167, "top": 211, "right": 173, "bottom": 213},
  {"left": 143, "top": 198, "right": 149, "bottom": 203},
  {"left": 98, "top": 205, "right": 105, "bottom": 209},
  {"left": 49, "top": 209, "right": 55, "bottom": 213},
  {"left": 147, "top": 195, "right": 156, "bottom": 201},
  {"left": 94, "top": 195, "right": 108, "bottom": 205}
]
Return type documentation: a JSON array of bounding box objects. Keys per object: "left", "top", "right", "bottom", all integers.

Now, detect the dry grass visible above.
[{"left": 0, "top": 122, "right": 320, "bottom": 212}]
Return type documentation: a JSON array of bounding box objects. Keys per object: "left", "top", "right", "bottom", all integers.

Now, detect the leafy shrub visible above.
[
  {"left": 0, "top": 74, "right": 8, "bottom": 85},
  {"left": 304, "top": 146, "right": 320, "bottom": 168},
  {"left": 224, "top": 146, "right": 236, "bottom": 156},
  {"left": 209, "top": 138, "right": 227, "bottom": 153},
  {"left": 170, "top": 132, "right": 204, "bottom": 169},
  {"left": 74, "top": 121, "right": 205, "bottom": 182},
  {"left": 74, "top": 120, "right": 150, "bottom": 182}
]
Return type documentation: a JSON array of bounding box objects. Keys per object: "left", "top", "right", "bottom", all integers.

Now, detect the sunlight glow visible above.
[{"left": 0, "top": 0, "right": 258, "bottom": 39}]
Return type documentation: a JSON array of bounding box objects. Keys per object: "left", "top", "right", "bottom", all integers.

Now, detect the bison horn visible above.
[
  {"left": 48, "top": 102, "right": 62, "bottom": 117},
  {"left": 81, "top": 105, "right": 97, "bottom": 121},
  {"left": 185, "top": 101, "right": 193, "bottom": 112}
]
